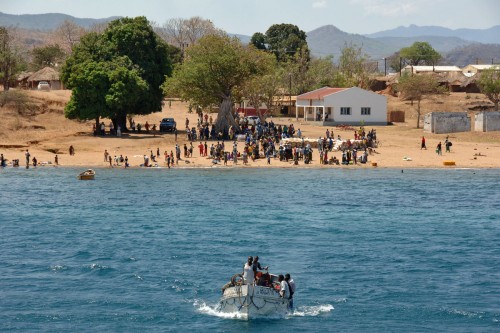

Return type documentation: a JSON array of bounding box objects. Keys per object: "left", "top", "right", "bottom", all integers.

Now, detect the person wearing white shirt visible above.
[
  {"left": 278, "top": 274, "right": 289, "bottom": 299},
  {"left": 242, "top": 256, "right": 255, "bottom": 285}
]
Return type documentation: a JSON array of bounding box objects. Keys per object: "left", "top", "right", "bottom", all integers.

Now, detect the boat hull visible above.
[
  {"left": 77, "top": 174, "right": 95, "bottom": 180},
  {"left": 218, "top": 285, "right": 289, "bottom": 319},
  {"left": 78, "top": 169, "right": 95, "bottom": 180}
]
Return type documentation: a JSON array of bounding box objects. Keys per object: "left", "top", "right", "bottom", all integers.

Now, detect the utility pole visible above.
[{"left": 383, "top": 58, "right": 387, "bottom": 76}]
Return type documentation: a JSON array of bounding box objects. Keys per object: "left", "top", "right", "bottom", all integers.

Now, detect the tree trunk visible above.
[
  {"left": 215, "top": 95, "right": 239, "bottom": 136},
  {"left": 495, "top": 100, "right": 499, "bottom": 112},
  {"left": 95, "top": 117, "right": 100, "bottom": 135},
  {"left": 416, "top": 99, "right": 421, "bottom": 129},
  {"left": 117, "top": 113, "right": 128, "bottom": 132},
  {"left": 2, "top": 78, "right": 9, "bottom": 91}
]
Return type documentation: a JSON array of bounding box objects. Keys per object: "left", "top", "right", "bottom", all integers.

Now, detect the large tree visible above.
[
  {"left": 64, "top": 56, "right": 148, "bottom": 130},
  {"left": 0, "top": 27, "right": 26, "bottom": 90},
  {"left": 387, "top": 51, "right": 402, "bottom": 73},
  {"left": 162, "top": 34, "right": 273, "bottom": 133},
  {"left": 396, "top": 73, "right": 446, "bottom": 128},
  {"left": 53, "top": 20, "right": 86, "bottom": 54},
  {"left": 477, "top": 66, "right": 500, "bottom": 111},
  {"left": 62, "top": 17, "right": 172, "bottom": 130},
  {"left": 302, "top": 56, "right": 338, "bottom": 91},
  {"left": 31, "top": 44, "right": 66, "bottom": 71},
  {"left": 157, "top": 17, "right": 219, "bottom": 50},
  {"left": 337, "top": 43, "right": 371, "bottom": 88},
  {"left": 239, "top": 54, "right": 281, "bottom": 119},
  {"left": 400, "top": 42, "right": 441, "bottom": 66},
  {"left": 251, "top": 24, "right": 308, "bottom": 63},
  {"left": 250, "top": 32, "right": 266, "bottom": 50}
]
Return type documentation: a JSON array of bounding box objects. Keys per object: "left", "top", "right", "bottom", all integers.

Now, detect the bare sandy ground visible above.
[{"left": 1, "top": 89, "right": 499, "bottom": 170}]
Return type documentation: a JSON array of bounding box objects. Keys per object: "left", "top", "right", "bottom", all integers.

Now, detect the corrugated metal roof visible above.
[
  {"left": 403, "top": 65, "right": 462, "bottom": 72},
  {"left": 469, "top": 64, "right": 497, "bottom": 70},
  {"left": 297, "top": 87, "right": 348, "bottom": 100}
]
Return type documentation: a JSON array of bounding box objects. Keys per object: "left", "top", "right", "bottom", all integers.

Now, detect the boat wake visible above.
[
  {"left": 193, "top": 299, "right": 334, "bottom": 319},
  {"left": 290, "top": 304, "right": 334, "bottom": 317},
  {"left": 193, "top": 299, "right": 247, "bottom": 319}
]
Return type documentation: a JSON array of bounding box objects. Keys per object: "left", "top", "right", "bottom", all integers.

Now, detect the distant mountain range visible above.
[
  {"left": 0, "top": 11, "right": 119, "bottom": 30},
  {"left": 1, "top": 12, "right": 498, "bottom": 67},
  {"left": 305, "top": 25, "right": 474, "bottom": 60},
  {"left": 366, "top": 24, "right": 500, "bottom": 45}
]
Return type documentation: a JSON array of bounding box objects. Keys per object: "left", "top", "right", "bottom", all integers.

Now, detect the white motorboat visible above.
[{"left": 218, "top": 275, "right": 290, "bottom": 319}]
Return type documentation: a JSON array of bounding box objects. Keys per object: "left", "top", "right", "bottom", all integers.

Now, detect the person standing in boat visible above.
[
  {"left": 278, "top": 275, "right": 290, "bottom": 299},
  {"left": 252, "top": 256, "right": 268, "bottom": 272},
  {"left": 242, "top": 256, "right": 255, "bottom": 285},
  {"left": 285, "top": 273, "right": 296, "bottom": 311}
]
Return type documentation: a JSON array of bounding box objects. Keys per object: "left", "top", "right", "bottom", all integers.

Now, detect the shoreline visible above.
[
  {"left": 1, "top": 161, "right": 496, "bottom": 170},
  {"left": 2, "top": 92, "right": 500, "bottom": 171}
]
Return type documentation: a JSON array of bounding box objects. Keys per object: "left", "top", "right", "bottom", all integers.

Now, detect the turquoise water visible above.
[{"left": 0, "top": 167, "right": 499, "bottom": 332}]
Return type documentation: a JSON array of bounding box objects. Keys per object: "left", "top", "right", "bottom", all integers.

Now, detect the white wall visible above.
[
  {"left": 324, "top": 87, "right": 387, "bottom": 124},
  {"left": 475, "top": 111, "right": 500, "bottom": 132},
  {"left": 424, "top": 112, "right": 471, "bottom": 134}
]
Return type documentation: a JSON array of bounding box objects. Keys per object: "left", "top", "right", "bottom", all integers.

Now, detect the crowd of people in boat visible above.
[{"left": 233, "top": 256, "right": 296, "bottom": 310}]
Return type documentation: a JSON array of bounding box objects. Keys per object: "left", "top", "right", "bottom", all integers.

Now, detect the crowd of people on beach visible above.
[{"left": 0, "top": 110, "right": 461, "bottom": 170}]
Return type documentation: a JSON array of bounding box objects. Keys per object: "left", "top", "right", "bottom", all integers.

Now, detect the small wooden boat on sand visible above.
[{"left": 78, "top": 169, "right": 95, "bottom": 180}]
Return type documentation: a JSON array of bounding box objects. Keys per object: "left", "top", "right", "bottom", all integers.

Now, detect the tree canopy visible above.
[
  {"left": 251, "top": 23, "right": 308, "bottom": 62},
  {"left": 336, "top": 43, "right": 372, "bottom": 88},
  {"left": 396, "top": 73, "right": 446, "bottom": 128},
  {"left": 157, "top": 17, "right": 219, "bottom": 49},
  {"left": 0, "top": 27, "right": 26, "bottom": 90},
  {"left": 53, "top": 20, "right": 86, "bottom": 54},
  {"left": 61, "top": 16, "right": 172, "bottom": 129},
  {"left": 31, "top": 44, "right": 66, "bottom": 71},
  {"left": 477, "top": 66, "right": 500, "bottom": 111},
  {"left": 163, "top": 34, "right": 276, "bottom": 132},
  {"left": 399, "top": 42, "right": 441, "bottom": 66}
]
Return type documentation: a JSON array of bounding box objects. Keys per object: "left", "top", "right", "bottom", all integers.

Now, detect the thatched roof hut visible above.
[
  {"left": 27, "top": 67, "right": 62, "bottom": 90},
  {"left": 16, "top": 71, "right": 33, "bottom": 89},
  {"left": 435, "top": 71, "right": 481, "bottom": 93},
  {"left": 28, "top": 67, "right": 60, "bottom": 82}
]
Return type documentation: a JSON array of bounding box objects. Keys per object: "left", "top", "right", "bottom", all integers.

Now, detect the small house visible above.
[
  {"left": 296, "top": 87, "right": 387, "bottom": 125},
  {"left": 27, "top": 67, "right": 62, "bottom": 90},
  {"left": 16, "top": 72, "right": 33, "bottom": 89},
  {"left": 462, "top": 64, "right": 497, "bottom": 77}
]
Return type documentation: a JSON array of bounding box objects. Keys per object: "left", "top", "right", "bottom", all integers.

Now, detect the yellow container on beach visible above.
[
  {"left": 371, "top": 162, "right": 378, "bottom": 167},
  {"left": 443, "top": 161, "right": 456, "bottom": 166}
]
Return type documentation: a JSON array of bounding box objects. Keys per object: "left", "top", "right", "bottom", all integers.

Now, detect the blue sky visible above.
[{"left": 2, "top": 0, "right": 499, "bottom": 35}]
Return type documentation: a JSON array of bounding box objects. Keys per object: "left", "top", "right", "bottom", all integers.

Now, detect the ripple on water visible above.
[{"left": 0, "top": 168, "right": 499, "bottom": 332}]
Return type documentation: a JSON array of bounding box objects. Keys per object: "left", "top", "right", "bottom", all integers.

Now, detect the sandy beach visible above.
[{"left": 1, "top": 89, "right": 500, "bottom": 169}]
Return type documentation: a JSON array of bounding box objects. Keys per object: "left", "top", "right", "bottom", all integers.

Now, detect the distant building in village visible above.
[
  {"left": 27, "top": 67, "right": 63, "bottom": 90},
  {"left": 402, "top": 65, "right": 462, "bottom": 74},
  {"left": 296, "top": 87, "right": 387, "bottom": 125},
  {"left": 16, "top": 72, "right": 34, "bottom": 89},
  {"left": 462, "top": 64, "right": 498, "bottom": 77}
]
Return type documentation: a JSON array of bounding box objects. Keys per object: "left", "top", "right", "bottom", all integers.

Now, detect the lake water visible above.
[{"left": 0, "top": 167, "right": 499, "bottom": 332}]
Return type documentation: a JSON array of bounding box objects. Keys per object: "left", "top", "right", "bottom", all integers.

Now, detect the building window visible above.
[
  {"left": 361, "top": 107, "right": 371, "bottom": 115},
  {"left": 340, "top": 107, "right": 351, "bottom": 115}
]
